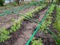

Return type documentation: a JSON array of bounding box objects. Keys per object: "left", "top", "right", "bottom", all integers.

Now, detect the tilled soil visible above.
[
  {"left": 34, "top": 31, "right": 56, "bottom": 45},
  {"left": 31, "top": 7, "right": 57, "bottom": 45},
  {"left": 0, "top": 6, "right": 24, "bottom": 13},
  {"left": 12, "top": 8, "right": 47, "bottom": 45},
  {"left": 0, "top": 6, "right": 36, "bottom": 29},
  {"left": 0, "top": 7, "right": 47, "bottom": 45},
  {"left": 18, "top": 6, "right": 37, "bottom": 14}
]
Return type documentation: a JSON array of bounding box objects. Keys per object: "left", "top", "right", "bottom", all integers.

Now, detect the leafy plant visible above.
[
  {"left": 25, "top": 5, "right": 46, "bottom": 20},
  {"left": 46, "top": 28, "right": 60, "bottom": 45},
  {"left": 0, "top": 4, "right": 46, "bottom": 42},
  {"left": 31, "top": 4, "right": 55, "bottom": 45},
  {"left": 54, "top": 6, "right": 60, "bottom": 31},
  {"left": 40, "top": 15, "right": 52, "bottom": 31},
  {"left": 12, "top": 2, "right": 18, "bottom": 6},
  {"left": 40, "top": 4, "right": 55, "bottom": 31},
  {"left": 10, "top": 19, "right": 22, "bottom": 33},
  {"left": 32, "top": 39, "right": 42, "bottom": 45},
  {"left": 0, "top": 28, "right": 10, "bottom": 42},
  {"left": 0, "top": 0, "right": 4, "bottom": 6}
]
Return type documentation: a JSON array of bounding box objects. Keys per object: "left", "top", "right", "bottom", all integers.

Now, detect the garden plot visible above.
[
  {"left": 0, "top": 4, "right": 46, "bottom": 43},
  {"left": 0, "top": 6, "right": 19, "bottom": 13},
  {"left": 48, "top": 5, "right": 60, "bottom": 45},
  {"left": 0, "top": 6, "right": 36, "bottom": 29},
  {"left": 13, "top": 8, "right": 47, "bottom": 45},
  {"left": 0, "top": 1, "right": 41, "bottom": 15},
  {"left": 0, "top": 14, "right": 19, "bottom": 28},
  {"left": 29, "top": 4, "right": 60, "bottom": 45},
  {"left": 0, "top": 5, "right": 36, "bottom": 15},
  {"left": 0, "top": 6, "right": 47, "bottom": 45},
  {"left": 18, "top": 6, "right": 36, "bottom": 14}
]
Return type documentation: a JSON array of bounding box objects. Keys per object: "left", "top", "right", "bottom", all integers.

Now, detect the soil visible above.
[
  {"left": 30, "top": 6, "right": 57, "bottom": 45},
  {"left": 0, "top": 6, "right": 47, "bottom": 45},
  {"left": 34, "top": 31, "right": 56, "bottom": 45},
  {"left": 0, "top": 4, "right": 59, "bottom": 45},
  {"left": 0, "top": 5, "right": 23, "bottom": 13},
  {"left": 0, "top": 6, "right": 36, "bottom": 29},
  {"left": 13, "top": 7, "right": 47, "bottom": 45}
]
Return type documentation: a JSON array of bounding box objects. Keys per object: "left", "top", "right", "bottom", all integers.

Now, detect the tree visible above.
[
  {"left": 21, "top": 0, "right": 24, "bottom": 4},
  {"left": 15, "top": 0, "right": 20, "bottom": 5},
  {"left": 0, "top": 0, "right": 4, "bottom": 6}
]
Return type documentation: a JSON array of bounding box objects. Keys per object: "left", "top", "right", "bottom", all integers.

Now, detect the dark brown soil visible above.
[
  {"left": 34, "top": 30, "right": 56, "bottom": 45},
  {"left": 0, "top": 6, "right": 47, "bottom": 45},
  {"left": 30, "top": 6, "right": 57, "bottom": 45},
  {"left": 13, "top": 7, "right": 47, "bottom": 45},
  {"left": 0, "top": 6, "right": 36, "bottom": 29}
]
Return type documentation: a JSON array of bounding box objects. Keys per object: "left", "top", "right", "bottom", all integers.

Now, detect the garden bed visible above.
[
  {"left": 0, "top": 1, "right": 42, "bottom": 15},
  {"left": 29, "top": 4, "right": 58, "bottom": 45},
  {"left": 0, "top": 5, "right": 47, "bottom": 45},
  {"left": 49, "top": 5, "right": 60, "bottom": 45},
  {"left": 0, "top": 6, "right": 36, "bottom": 29},
  {"left": 0, "top": 1, "right": 60, "bottom": 45},
  {"left": 0, "top": 4, "right": 46, "bottom": 43}
]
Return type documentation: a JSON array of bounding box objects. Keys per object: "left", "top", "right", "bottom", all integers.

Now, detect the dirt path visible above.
[{"left": 13, "top": 8, "right": 47, "bottom": 45}]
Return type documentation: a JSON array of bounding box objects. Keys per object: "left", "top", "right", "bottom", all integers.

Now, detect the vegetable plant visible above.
[
  {"left": 54, "top": 6, "right": 60, "bottom": 31},
  {"left": 0, "top": 4, "right": 46, "bottom": 42},
  {"left": 32, "top": 39, "right": 42, "bottom": 45},
  {"left": 40, "top": 4, "right": 55, "bottom": 31},
  {"left": 0, "top": 0, "right": 4, "bottom": 6},
  {"left": 0, "top": 28, "right": 10, "bottom": 42}
]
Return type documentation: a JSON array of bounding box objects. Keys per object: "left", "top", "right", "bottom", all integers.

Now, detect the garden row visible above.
[
  {"left": 53, "top": 5, "right": 60, "bottom": 45},
  {"left": 25, "top": 3, "right": 56, "bottom": 45},
  {"left": 0, "top": 1, "right": 42, "bottom": 16},
  {"left": 29, "top": 4, "right": 60, "bottom": 45},
  {"left": 0, "top": 4, "right": 46, "bottom": 42}
]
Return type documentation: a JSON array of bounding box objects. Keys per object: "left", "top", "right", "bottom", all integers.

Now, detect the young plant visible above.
[
  {"left": 54, "top": 6, "right": 60, "bottom": 31},
  {"left": 32, "top": 39, "right": 42, "bottom": 45},
  {"left": 40, "top": 15, "right": 52, "bottom": 31},
  {"left": 0, "top": 28, "right": 10, "bottom": 42}
]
